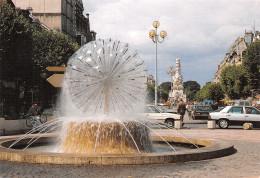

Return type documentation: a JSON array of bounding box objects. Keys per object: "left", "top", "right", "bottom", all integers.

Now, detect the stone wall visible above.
[{"left": 0, "top": 118, "right": 31, "bottom": 136}]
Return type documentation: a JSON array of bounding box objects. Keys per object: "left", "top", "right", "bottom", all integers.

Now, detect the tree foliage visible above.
[
  {"left": 183, "top": 80, "right": 200, "bottom": 101},
  {"left": 146, "top": 83, "right": 155, "bottom": 103},
  {"left": 0, "top": 4, "right": 80, "bottom": 114},
  {"left": 194, "top": 82, "right": 224, "bottom": 102},
  {"left": 194, "top": 82, "right": 211, "bottom": 101},
  {"left": 32, "top": 30, "right": 80, "bottom": 79},
  {"left": 207, "top": 83, "right": 224, "bottom": 102},
  {"left": 0, "top": 4, "right": 33, "bottom": 81},
  {"left": 159, "top": 82, "right": 171, "bottom": 92},
  {"left": 242, "top": 39, "right": 260, "bottom": 89},
  {"left": 220, "top": 65, "right": 249, "bottom": 99}
]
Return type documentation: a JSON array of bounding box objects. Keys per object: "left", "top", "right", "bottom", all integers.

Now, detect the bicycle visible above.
[{"left": 26, "top": 115, "right": 47, "bottom": 128}]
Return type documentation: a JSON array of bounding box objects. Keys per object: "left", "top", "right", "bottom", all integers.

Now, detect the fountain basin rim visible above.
[{"left": 0, "top": 133, "right": 235, "bottom": 165}]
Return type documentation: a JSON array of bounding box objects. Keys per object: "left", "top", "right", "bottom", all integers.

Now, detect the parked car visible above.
[
  {"left": 209, "top": 106, "right": 260, "bottom": 129},
  {"left": 191, "top": 105, "right": 213, "bottom": 120},
  {"left": 144, "top": 105, "right": 180, "bottom": 127}
]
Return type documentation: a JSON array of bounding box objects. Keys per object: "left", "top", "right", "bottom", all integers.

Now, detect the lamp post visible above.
[
  {"left": 167, "top": 66, "right": 176, "bottom": 106},
  {"left": 149, "top": 21, "right": 167, "bottom": 106}
]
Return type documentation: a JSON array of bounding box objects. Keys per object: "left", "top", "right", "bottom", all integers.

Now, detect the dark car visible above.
[{"left": 191, "top": 105, "right": 214, "bottom": 120}]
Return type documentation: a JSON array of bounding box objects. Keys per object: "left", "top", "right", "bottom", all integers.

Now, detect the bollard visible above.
[
  {"left": 208, "top": 120, "right": 216, "bottom": 129},
  {"left": 174, "top": 120, "right": 182, "bottom": 129}
]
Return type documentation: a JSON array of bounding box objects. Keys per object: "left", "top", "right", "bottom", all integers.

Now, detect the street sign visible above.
[
  {"left": 46, "top": 66, "right": 66, "bottom": 72},
  {"left": 47, "top": 74, "right": 65, "bottom": 88}
]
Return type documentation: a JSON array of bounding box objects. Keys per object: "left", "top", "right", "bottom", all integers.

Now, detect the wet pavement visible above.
[{"left": 1, "top": 116, "right": 260, "bottom": 177}]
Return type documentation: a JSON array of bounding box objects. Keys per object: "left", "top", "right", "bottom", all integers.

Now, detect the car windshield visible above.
[
  {"left": 196, "top": 106, "right": 212, "bottom": 111},
  {"left": 146, "top": 106, "right": 160, "bottom": 113}
]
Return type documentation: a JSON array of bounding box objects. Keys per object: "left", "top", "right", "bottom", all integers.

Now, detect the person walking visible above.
[{"left": 177, "top": 98, "right": 186, "bottom": 125}]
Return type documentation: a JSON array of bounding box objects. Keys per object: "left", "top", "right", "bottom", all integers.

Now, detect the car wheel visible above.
[
  {"left": 165, "top": 119, "right": 174, "bottom": 128},
  {"left": 218, "top": 119, "right": 229, "bottom": 129}
]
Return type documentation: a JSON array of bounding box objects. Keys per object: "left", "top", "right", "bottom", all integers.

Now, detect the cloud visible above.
[{"left": 83, "top": 0, "right": 260, "bottom": 86}]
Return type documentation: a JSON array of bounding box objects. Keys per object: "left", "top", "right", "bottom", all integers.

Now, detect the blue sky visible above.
[{"left": 82, "top": 0, "right": 260, "bottom": 87}]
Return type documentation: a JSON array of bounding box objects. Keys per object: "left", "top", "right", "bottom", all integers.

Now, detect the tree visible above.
[
  {"left": 220, "top": 65, "right": 249, "bottom": 99},
  {"left": 207, "top": 83, "right": 224, "bottom": 102},
  {"left": 32, "top": 30, "right": 80, "bottom": 79},
  {"left": 158, "top": 82, "right": 171, "bottom": 102},
  {"left": 159, "top": 82, "right": 171, "bottom": 92},
  {"left": 197, "top": 82, "right": 211, "bottom": 101},
  {"left": 183, "top": 80, "right": 200, "bottom": 101},
  {"left": 146, "top": 83, "right": 155, "bottom": 103},
  {"left": 243, "top": 39, "right": 260, "bottom": 90},
  {"left": 0, "top": 4, "right": 34, "bottom": 115},
  {"left": 0, "top": 4, "right": 33, "bottom": 81},
  {"left": 31, "top": 30, "right": 79, "bottom": 108}
]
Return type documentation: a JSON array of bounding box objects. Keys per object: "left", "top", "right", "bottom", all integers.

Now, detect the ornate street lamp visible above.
[
  {"left": 167, "top": 66, "right": 176, "bottom": 106},
  {"left": 149, "top": 21, "right": 167, "bottom": 106}
]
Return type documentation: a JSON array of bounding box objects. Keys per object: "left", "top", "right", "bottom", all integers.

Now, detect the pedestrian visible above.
[{"left": 177, "top": 98, "right": 186, "bottom": 123}]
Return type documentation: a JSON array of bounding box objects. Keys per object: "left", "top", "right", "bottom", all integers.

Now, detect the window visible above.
[
  {"left": 146, "top": 106, "right": 159, "bottom": 113},
  {"left": 228, "top": 107, "right": 243, "bottom": 114},
  {"left": 245, "top": 107, "right": 260, "bottom": 114}
]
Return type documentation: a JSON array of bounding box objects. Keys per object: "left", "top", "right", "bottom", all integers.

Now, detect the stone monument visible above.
[{"left": 169, "top": 58, "right": 186, "bottom": 105}]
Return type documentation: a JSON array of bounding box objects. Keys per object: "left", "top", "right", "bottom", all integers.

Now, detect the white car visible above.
[
  {"left": 209, "top": 106, "right": 260, "bottom": 129},
  {"left": 144, "top": 105, "right": 180, "bottom": 127}
]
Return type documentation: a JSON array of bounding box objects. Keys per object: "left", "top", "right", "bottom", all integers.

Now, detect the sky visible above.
[{"left": 82, "top": 0, "right": 260, "bottom": 87}]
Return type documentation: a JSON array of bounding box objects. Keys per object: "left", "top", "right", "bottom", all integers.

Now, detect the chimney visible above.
[{"left": 86, "top": 13, "right": 89, "bottom": 19}]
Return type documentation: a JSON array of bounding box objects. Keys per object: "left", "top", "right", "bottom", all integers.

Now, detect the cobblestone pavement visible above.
[{"left": 1, "top": 129, "right": 260, "bottom": 178}]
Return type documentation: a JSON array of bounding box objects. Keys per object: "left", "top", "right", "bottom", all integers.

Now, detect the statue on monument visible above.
[{"left": 169, "top": 58, "right": 186, "bottom": 106}]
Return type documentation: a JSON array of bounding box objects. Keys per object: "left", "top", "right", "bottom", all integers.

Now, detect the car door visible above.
[
  {"left": 227, "top": 106, "right": 245, "bottom": 121},
  {"left": 245, "top": 107, "right": 260, "bottom": 122}
]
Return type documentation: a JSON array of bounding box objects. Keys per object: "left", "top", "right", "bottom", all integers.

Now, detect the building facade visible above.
[
  {"left": 12, "top": 0, "right": 96, "bottom": 45},
  {"left": 212, "top": 30, "right": 260, "bottom": 83}
]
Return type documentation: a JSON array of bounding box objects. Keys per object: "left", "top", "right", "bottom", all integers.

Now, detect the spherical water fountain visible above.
[
  {"left": 58, "top": 39, "right": 152, "bottom": 154},
  {"left": 0, "top": 39, "right": 235, "bottom": 165}
]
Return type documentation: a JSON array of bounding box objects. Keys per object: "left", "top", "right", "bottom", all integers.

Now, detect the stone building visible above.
[
  {"left": 168, "top": 58, "right": 186, "bottom": 104},
  {"left": 12, "top": 0, "right": 96, "bottom": 45},
  {"left": 212, "top": 30, "right": 260, "bottom": 83}
]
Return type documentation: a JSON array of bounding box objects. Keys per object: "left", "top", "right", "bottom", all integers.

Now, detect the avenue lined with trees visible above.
[{"left": 147, "top": 39, "right": 259, "bottom": 104}]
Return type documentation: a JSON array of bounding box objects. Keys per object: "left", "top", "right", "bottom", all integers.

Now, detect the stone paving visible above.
[{"left": 0, "top": 128, "right": 260, "bottom": 178}]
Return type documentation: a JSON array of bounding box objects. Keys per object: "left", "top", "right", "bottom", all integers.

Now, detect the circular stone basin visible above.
[
  {"left": 0, "top": 134, "right": 235, "bottom": 165},
  {"left": 16, "top": 142, "right": 193, "bottom": 153}
]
